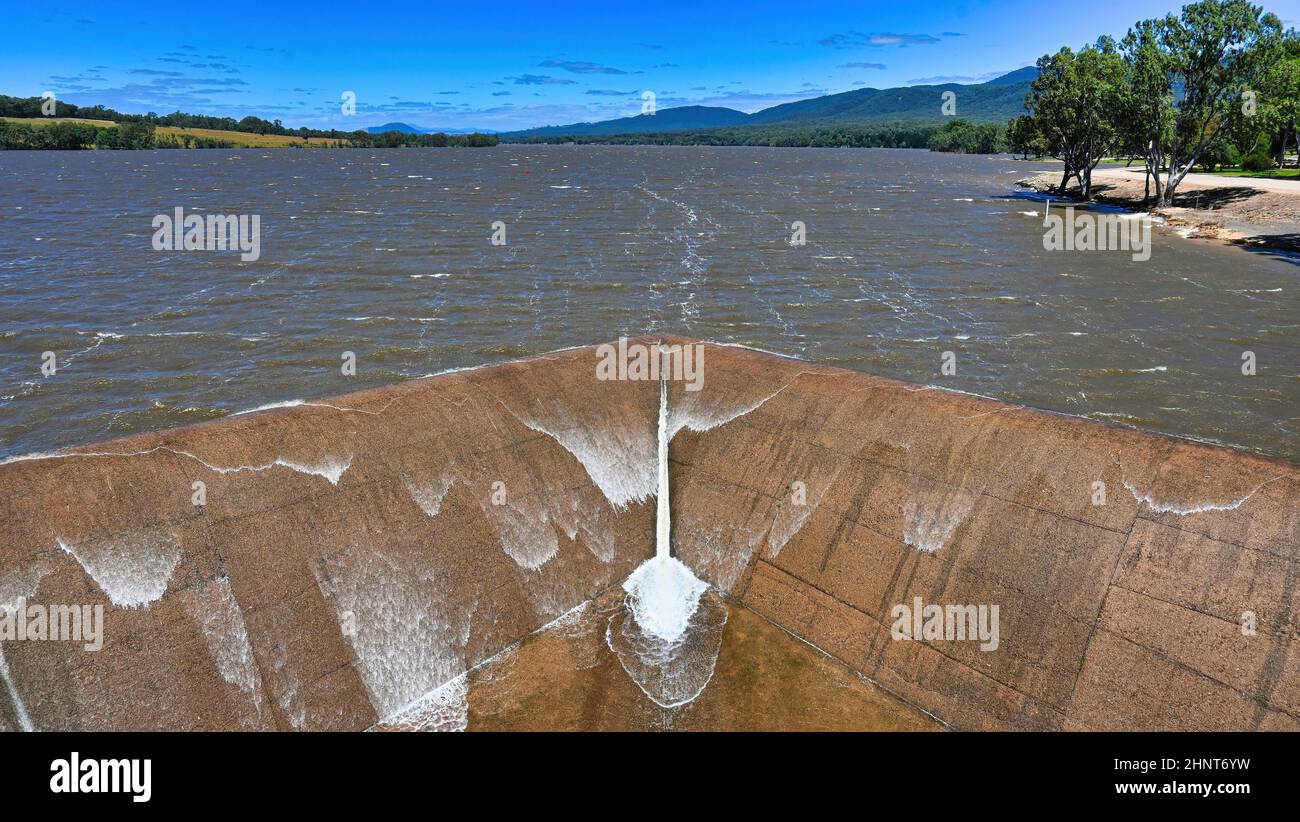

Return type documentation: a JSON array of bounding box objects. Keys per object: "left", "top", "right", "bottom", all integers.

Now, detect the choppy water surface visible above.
[{"left": 1, "top": 146, "right": 1295, "bottom": 460}]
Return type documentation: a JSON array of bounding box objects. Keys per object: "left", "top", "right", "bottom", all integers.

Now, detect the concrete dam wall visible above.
[{"left": 1, "top": 338, "right": 1296, "bottom": 731}]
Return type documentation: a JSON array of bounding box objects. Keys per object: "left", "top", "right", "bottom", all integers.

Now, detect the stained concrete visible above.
[
  {"left": 381, "top": 591, "right": 940, "bottom": 732},
  {"left": 0, "top": 337, "right": 1295, "bottom": 730}
]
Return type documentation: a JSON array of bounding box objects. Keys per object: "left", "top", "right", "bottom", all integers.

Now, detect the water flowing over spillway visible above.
[
  {"left": 3, "top": 337, "right": 1294, "bottom": 732},
  {"left": 657, "top": 376, "right": 671, "bottom": 562},
  {"left": 610, "top": 353, "right": 727, "bottom": 708}
]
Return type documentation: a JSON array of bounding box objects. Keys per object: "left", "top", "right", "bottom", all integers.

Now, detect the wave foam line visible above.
[
  {"left": 232, "top": 397, "right": 401, "bottom": 417},
  {"left": 668, "top": 369, "right": 836, "bottom": 440},
  {"left": 0, "top": 446, "right": 352, "bottom": 485},
  {"left": 1120, "top": 473, "right": 1286, "bottom": 515},
  {"left": 0, "top": 645, "right": 33, "bottom": 731}
]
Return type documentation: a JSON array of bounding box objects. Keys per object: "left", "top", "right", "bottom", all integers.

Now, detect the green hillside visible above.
[{"left": 502, "top": 68, "right": 1036, "bottom": 141}]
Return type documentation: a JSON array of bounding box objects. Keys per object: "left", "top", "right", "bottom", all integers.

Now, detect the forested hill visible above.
[
  {"left": 503, "top": 106, "right": 751, "bottom": 138},
  {"left": 502, "top": 68, "right": 1036, "bottom": 141}
]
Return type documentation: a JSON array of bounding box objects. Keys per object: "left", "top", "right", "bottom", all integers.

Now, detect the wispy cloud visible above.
[
  {"left": 837, "top": 61, "right": 887, "bottom": 70},
  {"left": 538, "top": 59, "right": 627, "bottom": 75},
  {"left": 820, "top": 31, "right": 940, "bottom": 48},
  {"left": 509, "top": 74, "right": 578, "bottom": 85},
  {"left": 907, "top": 66, "right": 1027, "bottom": 85}
]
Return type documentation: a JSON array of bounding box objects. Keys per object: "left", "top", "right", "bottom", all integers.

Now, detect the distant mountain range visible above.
[
  {"left": 366, "top": 122, "right": 496, "bottom": 135},
  {"left": 502, "top": 67, "right": 1037, "bottom": 139}
]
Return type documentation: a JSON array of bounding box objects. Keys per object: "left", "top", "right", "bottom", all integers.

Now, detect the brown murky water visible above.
[
  {"left": 378, "top": 591, "right": 940, "bottom": 732},
  {"left": 1, "top": 145, "right": 1296, "bottom": 461}
]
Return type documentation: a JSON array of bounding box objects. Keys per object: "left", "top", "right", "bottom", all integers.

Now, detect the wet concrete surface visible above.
[{"left": 385, "top": 590, "right": 942, "bottom": 732}]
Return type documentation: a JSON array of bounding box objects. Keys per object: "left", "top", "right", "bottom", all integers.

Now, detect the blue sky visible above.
[{"left": 5, "top": 1, "right": 1297, "bottom": 131}]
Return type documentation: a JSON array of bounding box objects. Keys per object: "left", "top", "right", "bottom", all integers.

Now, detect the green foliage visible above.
[
  {"left": 155, "top": 133, "right": 237, "bottom": 149},
  {"left": 1241, "top": 150, "right": 1275, "bottom": 171},
  {"left": 926, "top": 120, "right": 1007, "bottom": 153},
  {"left": 1026, "top": 39, "right": 1128, "bottom": 197},
  {"left": 1006, "top": 115, "right": 1050, "bottom": 157},
  {"left": 348, "top": 130, "right": 498, "bottom": 148},
  {"left": 1140, "top": 0, "right": 1284, "bottom": 203},
  {"left": 0, "top": 120, "right": 155, "bottom": 150},
  {"left": 506, "top": 122, "right": 942, "bottom": 148},
  {"left": 1018, "top": 1, "right": 1293, "bottom": 203},
  {"left": 0, "top": 95, "right": 499, "bottom": 148}
]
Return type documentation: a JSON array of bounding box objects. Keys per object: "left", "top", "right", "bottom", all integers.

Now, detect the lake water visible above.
[{"left": 1, "top": 145, "right": 1296, "bottom": 461}]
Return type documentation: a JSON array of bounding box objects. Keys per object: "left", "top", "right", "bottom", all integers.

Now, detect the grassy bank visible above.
[{"left": 1210, "top": 167, "right": 1300, "bottom": 180}]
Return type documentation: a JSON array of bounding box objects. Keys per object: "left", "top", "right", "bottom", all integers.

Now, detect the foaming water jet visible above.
[{"left": 609, "top": 352, "right": 726, "bottom": 707}]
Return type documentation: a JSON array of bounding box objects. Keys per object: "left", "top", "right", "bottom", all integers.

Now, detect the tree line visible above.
[
  {"left": 0, "top": 120, "right": 160, "bottom": 150},
  {"left": 0, "top": 94, "right": 498, "bottom": 149},
  {"left": 506, "top": 122, "right": 948, "bottom": 149},
  {"left": 0, "top": 119, "right": 498, "bottom": 151},
  {"left": 1007, "top": 0, "right": 1297, "bottom": 206}
]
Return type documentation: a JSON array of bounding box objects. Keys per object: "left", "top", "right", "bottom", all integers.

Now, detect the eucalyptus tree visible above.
[
  {"left": 1026, "top": 38, "right": 1128, "bottom": 199},
  {"left": 1255, "top": 31, "right": 1300, "bottom": 166},
  {"left": 1120, "top": 21, "right": 1177, "bottom": 204},
  {"left": 1136, "top": 0, "right": 1283, "bottom": 205}
]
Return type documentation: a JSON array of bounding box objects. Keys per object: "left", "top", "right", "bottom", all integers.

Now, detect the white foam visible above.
[
  {"left": 268, "top": 641, "right": 307, "bottom": 729},
  {"left": 902, "top": 486, "right": 976, "bottom": 553},
  {"left": 481, "top": 498, "right": 561, "bottom": 570},
  {"left": 313, "top": 543, "right": 474, "bottom": 720},
  {"left": 607, "top": 376, "right": 727, "bottom": 708},
  {"left": 0, "top": 445, "right": 353, "bottom": 486},
  {"left": 0, "top": 563, "right": 47, "bottom": 732},
  {"left": 1121, "top": 474, "right": 1283, "bottom": 515},
  {"left": 0, "top": 645, "right": 33, "bottom": 731},
  {"left": 374, "top": 600, "right": 600, "bottom": 732},
  {"left": 668, "top": 382, "right": 793, "bottom": 440},
  {"left": 232, "top": 399, "right": 305, "bottom": 415},
  {"left": 607, "top": 582, "right": 727, "bottom": 709},
  {"left": 181, "top": 577, "right": 266, "bottom": 726},
  {"left": 58, "top": 531, "right": 181, "bottom": 608},
  {"left": 0, "top": 561, "right": 51, "bottom": 616},
  {"left": 382, "top": 674, "right": 468, "bottom": 732},
  {"left": 498, "top": 399, "right": 656, "bottom": 511},
  {"left": 547, "top": 494, "right": 618, "bottom": 564},
  {"left": 403, "top": 474, "right": 453, "bottom": 518},
  {"left": 622, "top": 556, "right": 709, "bottom": 644},
  {"left": 768, "top": 464, "right": 844, "bottom": 557},
  {"left": 656, "top": 378, "right": 672, "bottom": 559},
  {"left": 273, "top": 456, "right": 352, "bottom": 485}
]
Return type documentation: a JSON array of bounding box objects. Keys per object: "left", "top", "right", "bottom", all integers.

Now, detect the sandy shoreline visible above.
[{"left": 1020, "top": 166, "right": 1300, "bottom": 254}]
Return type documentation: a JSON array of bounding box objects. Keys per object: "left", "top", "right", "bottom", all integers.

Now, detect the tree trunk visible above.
[{"left": 1161, "top": 165, "right": 1188, "bottom": 208}]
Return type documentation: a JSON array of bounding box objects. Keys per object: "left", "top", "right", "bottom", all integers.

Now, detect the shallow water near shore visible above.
[{"left": 1, "top": 145, "right": 1296, "bottom": 461}]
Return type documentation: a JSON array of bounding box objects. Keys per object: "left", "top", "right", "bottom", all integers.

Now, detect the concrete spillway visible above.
[{"left": 0, "top": 337, "right": 1296, "bottom": 731}]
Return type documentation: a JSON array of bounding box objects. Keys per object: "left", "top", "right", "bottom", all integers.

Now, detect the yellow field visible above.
[
  {"left": 2, "top": 117, "right": 348, "bottom": 147},
  {"left": 156, "top": 126, "right": 346, "bottom": 147}
]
